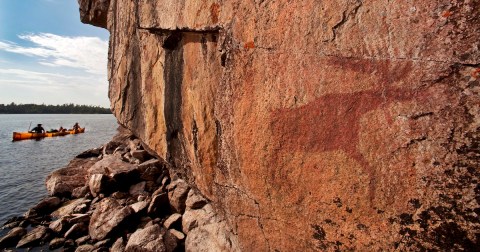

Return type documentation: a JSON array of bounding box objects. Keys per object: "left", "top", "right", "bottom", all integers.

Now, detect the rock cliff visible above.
[{"left": 79, "top": 0, "right": 479, "bottom": 250}]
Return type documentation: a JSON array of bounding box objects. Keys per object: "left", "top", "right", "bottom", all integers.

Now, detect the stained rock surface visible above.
[{"left": 78, "top": 0, "right": 479, "bottom": 250}]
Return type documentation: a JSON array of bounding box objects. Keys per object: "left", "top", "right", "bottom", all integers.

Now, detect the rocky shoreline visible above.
[{"left": 0, "top": 127, "right": 237, "bottom": 251}]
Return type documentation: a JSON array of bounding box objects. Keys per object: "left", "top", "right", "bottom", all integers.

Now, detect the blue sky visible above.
[{"left": 0, "top": 0, "right": 110, "bottom": 107}]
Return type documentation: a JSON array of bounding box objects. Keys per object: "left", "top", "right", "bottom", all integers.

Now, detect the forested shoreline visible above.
[{"left": 0, "top": 103, "right": 111, "bottom": 114}]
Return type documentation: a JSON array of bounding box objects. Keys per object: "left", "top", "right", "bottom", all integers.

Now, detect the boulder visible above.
[
  {"left": 138, "top": 158, "right": 160, "bottom": 167},
  {"left": 130, "top": 201, "right": 149, "bottom": 213},
  {"left": 164, "top": 229, "right": 185, "bottom": 252},
  {"left": 75, "top": 244, "right": 95, "bottom": 252},
  {"left": 88, "top": 155, "right": 122, "bottom": 175},
  {"left": 46, "top": 158, "right": 97, "bottom": 196},
  {"left": 131, "top": 150, "right": 148, "bottom": 162},
  {"left": 89, "top": 198, "right": 134, "bottom": 241},
  {"left": 88, "top": 156, "right": 139, "bottom": 188},
  {"left": 101, "top": 128, "right": 133, "bottom": 155},
  {"left": 51, "top": 198, "right": 91, "bottom": 218},
  {"left": 23, "top": 209, "right": 38, "bottom": 219},
  {"left": 49, "top": 237, "right": 65, "bottom": 250},
  {"left": 76, "top": 147, "right": 102, "bottom": 159},
  {"left": 16, "top": 225, "right": 50, "bottom": 248},
  {"left": 185, "top": 190, "right": 207, "bottom": 210},
  {"left": 138, "top": 159, "right": 163, "bottom": 181},
  {"left": 73, "top": 203, "right": 89, "bottom": 214},
  {"left": 125, "top": 224, "right": 165, "bottom": 252},
  {"left": 84, "top": 192, "right": 93, "bottom": 200},
  {"left": 18, "top": 220, "right": 29, "bottom": 228},
  {"left": 91, "top": 196, "right": 101, "bottom": 205},
  {"left": 25, "top": 218, "right": 44, "bottom": 228},
  {"left": 89, "top": 174, "right": 112, "bottom": 197},
  {"left": 65, "top": 223, "right": 88, "bottom": 239},
  {"left": 109, "top": 170, "right": 141, "bottom": 192},
  {"left": 114, "top": 146, "right": 128, "bottom": 156},
  {"left": 111, "top": 237, "right": 126, "bottom": 252},
  {"left": 152, "top": 187, "right": 164, "bottom": 197},
  {"left": 2, "top": 221, "right": 20, "bottom": 229},
  {"left": 137, "top": 217, "right": 152, "bottom": 229},
  {"left": 129, "top": 181, "right": 146, "bottom": 197},
  {"left": 2, "top": 216, "right": 24, "bottom": 229},
  {"left": 75, "top": 235, "right": 90, "bottom": 245},
  {"left": 163, "top": 213, "right": 182, "bottom": 230},
  {"left": 0, "top": 227, "right": 27, "bottom": 248},
  {"left": 169, "top": 229, "right": 185, "bottom": 241},
  {"left": 167, "top": 180, "right": 190, "bottom": 213},
  {"left": 32, "top": 196, "right": 61, "bottom": 214},
  {"left": 138, "top": 194, "right": 147, "bottom": 202},
  {"left": 132, "top": 159, "right": 142, "bottom": 165},
  {"left": 49, "top": 217, "right": 70, "bottom": 233},
  {"left": 185, "top": 222, "right": 239, "bottom": 252},
  {"left": 93, "top": 239, "right": 110, "bottom": 249},
  {"left": 147, "top": 193, "right": 169, "bottom": 216},
  {"left": 182, "top": 204, "right": 217, "bottom": 234},
  {"left": 125, "top": 197, "right": 136, "bottom": 206},
  {"left": 144, "top": 181, "right": 157, "bottom": 193},
  {"left": 128, "top": 139, "right": 142, "bottom": 151},
  {"left": 111, "top": 191, "right": 129, "bottom": 199},
  {"left": 157, "top": 176, "right": 170, "bottom": 192},
  {"left": 64, "top": 238, "right": 75, "bottom": 248},
  {"left": 163, "top": 230, "right": 179, "bottom": 252},
  {"left": 102, "top": 143, "right": 121, "bottom": 156},
  {"left": 123, "top": 152, "right": 134, "bottom": 163},
  {"left": 72, "top": 186, "right": 89, "bottom": 199},
  {"left": 69, "top": 213, "right": 90, "bottom": 224}
]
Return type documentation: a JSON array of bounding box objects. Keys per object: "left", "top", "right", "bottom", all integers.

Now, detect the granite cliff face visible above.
[{"left": 79, "top": 0, "right": 479, "bottom": 250}]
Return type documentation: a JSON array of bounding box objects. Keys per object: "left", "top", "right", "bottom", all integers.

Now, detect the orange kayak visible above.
[{"left": 12, "top": 128, "right": 85, "bottom": 141}]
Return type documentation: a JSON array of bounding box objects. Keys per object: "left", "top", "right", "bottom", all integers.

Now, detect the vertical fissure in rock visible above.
[
  {"left": 163, "top": 32, "right": 184, "bottom": 166},
  {"left": 121, "top": 36, "right": 144, "bottom": 134},
  {"left": 192, "top": 119, "right": 199, "bottom": 155},
  {"left": 215, "top": 119, "right": 222, "bottom": 138}
]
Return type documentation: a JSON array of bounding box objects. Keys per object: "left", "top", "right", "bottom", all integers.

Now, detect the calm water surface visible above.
[{"left": 0, "top": 114, "right": 118, "bottom": 228}]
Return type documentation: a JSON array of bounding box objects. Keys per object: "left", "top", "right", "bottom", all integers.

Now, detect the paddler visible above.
[
  {"left": 72, "top": 122, "right": 81, "bottom": 132},
  {"left": 30, "top": 123, "right": 45, "bottom": 133}
]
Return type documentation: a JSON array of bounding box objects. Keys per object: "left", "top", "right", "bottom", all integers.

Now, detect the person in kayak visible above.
[
  {"left": 30, "top": 124, "right": 45, "bottom": 133},
  {"left": 59, "top": 126, "right": 66, "bottom": 132},
  {"left": 72, "top": 122, "right": 81, "bottom": 132}
]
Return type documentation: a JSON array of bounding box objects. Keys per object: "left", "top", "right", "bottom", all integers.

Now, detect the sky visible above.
[{"left": 0, "top": 0, "right": 110, "bottom": 107}]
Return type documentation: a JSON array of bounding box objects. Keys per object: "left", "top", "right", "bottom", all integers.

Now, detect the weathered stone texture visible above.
[
  {"left": 88, "top": 198, "right": 134, "bottom": 241},
  {"left": 46, "top": 158, "right": 97, "bottom": 197},
  {"left": 78, "top": 0, "right": 109, "bottom": 28},
  {"left": 79, "top": 0, "right": 479, "bottom": 250}
]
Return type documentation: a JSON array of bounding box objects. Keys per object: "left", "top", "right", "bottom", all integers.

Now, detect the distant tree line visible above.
[{"left": 0, "top": 103, "right": 112, "bottom": 114}]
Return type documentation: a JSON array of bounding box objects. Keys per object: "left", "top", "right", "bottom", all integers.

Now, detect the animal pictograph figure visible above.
[{"left": 269, "top": 58, "right": 429, "bottom": 203}]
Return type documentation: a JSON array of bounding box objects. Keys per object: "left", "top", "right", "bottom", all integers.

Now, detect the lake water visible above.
[{"left": 0, "top": 114, "right": 118, "bottom": 228}]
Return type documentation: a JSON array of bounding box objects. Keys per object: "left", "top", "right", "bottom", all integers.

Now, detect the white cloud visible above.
[
  {"left": 0, "top": 68, "right": 92, "bottom": 83},
  {"left": 0, "top": 33, "right": 108, "bottom": 75},
  {"left": 0, "top": 68, "right": 109, "bottom": 106},
  {"left": 0, "top": 33, "right": 110, "bottom": 106}
]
